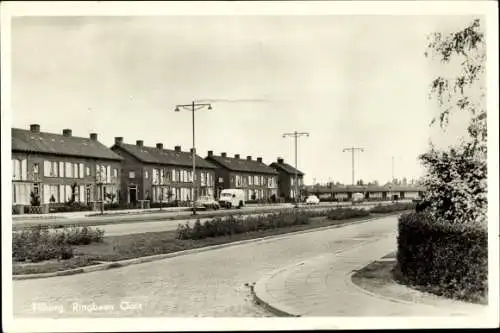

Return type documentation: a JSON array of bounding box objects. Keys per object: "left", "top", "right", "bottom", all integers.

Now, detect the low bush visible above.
[
  {"left": 369, "top": 202, "right": 416, "bottom": 214},
  {"left": 13, "top": 225, "right": 104, "bottom": 262},
  {"left": 396, "top": 212, "right": 487, "bottom": 302},
  {"left": 176, "top": 210, "right": 311, "bottom": 240},
  {"left": 49, "top": 202, "right": 92, "bottom": 213},
  {"left": 327, "top": 208, "right": 370, "bottom": 220}
]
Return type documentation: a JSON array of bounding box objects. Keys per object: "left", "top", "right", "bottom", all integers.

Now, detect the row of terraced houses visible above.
[{"left": 12, "top": 125, "right": 305, "bottom": 207}]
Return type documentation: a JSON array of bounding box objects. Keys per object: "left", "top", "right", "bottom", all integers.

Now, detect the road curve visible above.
[{"left": 13, "top": 215, "right": 399, "bottom": 317}]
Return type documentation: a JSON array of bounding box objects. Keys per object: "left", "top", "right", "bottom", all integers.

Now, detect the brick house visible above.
[
  {"left": 205, "top": 151, "right": 279, "bottom": 201},
  {"left": 110, "top": 138, "right": 217, "bottom": 205},
  {"left": 269, "top": 157, "right": 305, "bottom": 200},
  {"left": 11, "top": 124, "right": 122, "bottom": 206}
]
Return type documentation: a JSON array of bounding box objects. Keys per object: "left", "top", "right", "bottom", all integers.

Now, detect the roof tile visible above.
[
  {"left": 114, "top": 143, "right": 216, "bottom": 169},
  {"left": 12, "top": 128, "right": 122, "bottom": 161}
]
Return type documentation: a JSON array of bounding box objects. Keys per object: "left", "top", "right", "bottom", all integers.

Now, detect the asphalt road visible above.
[
  {"left": 89, "top": 203, "right": 383, "bottom": 236},
  {"left": 13, "top": 201, "right": 403, "bottom": 231},
  {"left": 13, "top": 214, "right": 399, "bottom": 318}
]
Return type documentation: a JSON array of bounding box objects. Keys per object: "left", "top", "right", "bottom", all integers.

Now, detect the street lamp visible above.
[
  {"left": 283, "top": 131, "right": 309, "bottom": 208},
  {"left": 174, "top": 101, "right": 213, "bottom": 215}
]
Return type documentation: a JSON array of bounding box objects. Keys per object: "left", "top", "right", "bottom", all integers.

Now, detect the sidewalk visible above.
[{"left": 253, "top": 234, "right": 489, "bottom": 317}]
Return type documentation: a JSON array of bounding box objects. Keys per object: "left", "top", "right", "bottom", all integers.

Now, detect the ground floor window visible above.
[{"left": 12, "top": 183, "right": 31, "bottom": 205}]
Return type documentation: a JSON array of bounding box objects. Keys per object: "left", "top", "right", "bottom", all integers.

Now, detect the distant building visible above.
[
  {"left": 269, "top": 157, "right": 305, "bottom": 200},
  {"left": 11, "top": 124, "right": 122, "bottom": 206},
  {"left": 205, "top": 151, "right": 279, "bottom": 201},
  {"left": 111, "top": 138, "right": 217, "bottom": 205}
]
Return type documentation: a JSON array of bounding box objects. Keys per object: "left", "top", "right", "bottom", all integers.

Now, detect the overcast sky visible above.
[{"left": 11, "top": 14, "right": 478, "bottom": 185}]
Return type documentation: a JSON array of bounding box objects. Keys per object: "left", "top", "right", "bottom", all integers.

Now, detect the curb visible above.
[
  {"left": 12, "top": 214, "right": 399, "bottom": 281},
  {"left": 251, "top": 273, "right": 302, "bottom": 317},
  {"left": 346, "top": 258, "right": 484, "bottom": 310}
]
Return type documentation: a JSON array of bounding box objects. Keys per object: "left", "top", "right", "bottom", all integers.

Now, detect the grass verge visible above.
[
  {"left": 13, "top": 211, "right": 407, "bottom": 275},
  {"left": 351, "top": 253, "right": 487, "bottom": 305}
]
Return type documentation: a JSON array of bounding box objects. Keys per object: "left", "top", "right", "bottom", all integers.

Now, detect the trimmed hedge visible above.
[
  {"left": 369, "top": 202, "right": 416, "bottom": 214},
  {"left": 396, "top": 212, "right": 487, "bottom": 302},
  {"left": 327, "top": 208, "right": 370, "bottom": 220},
  {"left": 176, "top": 210, "right": 311, "bottom": 240},
  {"left": 13, "top": 225, "right": 105, "bottom": 262}
]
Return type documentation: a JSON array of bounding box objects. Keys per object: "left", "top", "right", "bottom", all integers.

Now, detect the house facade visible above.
[
  {"left": 205, "top": 151, "right": 279, "bottom": 201},
  {"left": 111, "top": 138, "right": 217, "bottom": 205},
  {"left": 269, "top": 157, "right": 305, "bottom": 200},
  {"left": 12, "top": 124, "right": 122, "bottom": 206}
]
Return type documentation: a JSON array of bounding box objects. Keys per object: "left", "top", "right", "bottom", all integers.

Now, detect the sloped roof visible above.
[
  {"left": 12, "top": 128, "right": 122, "bottom": 161},
  {"left": 206, "top": 155, "right": 278, "bottom": 175},
  {"left": 269, "top": 162, "right": 304, "bottom": 176},
  {"left": 113, "top": 143, "right": 216, "bottom": 169}
]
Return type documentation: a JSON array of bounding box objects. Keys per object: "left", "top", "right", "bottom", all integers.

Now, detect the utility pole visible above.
[
  {"left": 175, "top": 101, "right": 213, "bottom": 215},
  {"left": 342, "top": 146, "right": 364, "bottom": 185},
  {"left": 283, "top": 131, "right": 309, "bottom": 208}
]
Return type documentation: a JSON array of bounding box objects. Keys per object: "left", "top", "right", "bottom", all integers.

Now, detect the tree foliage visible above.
[
  {"left": 425, "top": 18, "right": 486, "bottom": 156},
  {"left": 420, "top": 19, "right": 487, "bottom": 226}
]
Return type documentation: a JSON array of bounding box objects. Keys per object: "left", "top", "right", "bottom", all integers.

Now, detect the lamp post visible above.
[
  {"left": 283, "top": 131, "right": 309, "bottom": 208},
  {"left": 343, "top": 146, "right": 364, "bottom": 185},
  {"left": 175, "top": 101, "right": 213, "bottom": 215}
]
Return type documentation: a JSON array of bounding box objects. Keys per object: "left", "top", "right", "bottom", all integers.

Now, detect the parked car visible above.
[
  {"left": 351, "top": 192, "right": 364, "bottom": 204},
  {"left": 195, "top": 196, "right": 220, "bottom": 210},
  {"left": 305, "top": 195, "right": 320, "bottom": 205},
  {"left": 218, "top": 189, "right": 245, "bottom": 209}
]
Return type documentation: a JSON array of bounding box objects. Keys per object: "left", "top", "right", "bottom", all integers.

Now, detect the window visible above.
[
  {"left": 59, "top": 162, "right": 64, "bottom": 178},
  {"left": 152, "top": 169, "right": 159, "bottom": 184},
  {"left": 79, "top": 163, "right": 84, "bottom": 178},
  {"left": 66, "top": 162, "right": 73, "bottom": 178},
  {"left": 13, "top": 159, "right": 21, "bottom": 180},
  {"left": 86, "top": 166, "right": 90, "bottom": 177},
  {"left": 59, "top": 184, "right": 65, "bottom": 203},
  {"left": 144, "top": 170, "right": 149, "bottom": 179},
  {"left": 113, "top": 168, "right": 118, "bottom": 179},
  {"left": 248, "top": 175, "right": 253, "bottom": 185},
  {"left": 107, "top": 166, "right": 111, "bottom": 183},
  {"left": 129, "top": 171, "right": 136, "bottom": 179},
  {"left": 254, "top": 175, "right": 258, "bottom": 185},
  {"left": 33, "top": 163, "right": 39, "bottom": 175},
  {"left": 160, "top": 169, "right": 165, "bottom": 184},
  {"left": 73, "top": 163, "right": 78, "bottom": 178},
  {"left": 43, "top": 184, "right": 59, "bottom": 204},
  {"left": 171, "top": 169, "right": 176, "bottom": 182},
  {"left": 12, "top": 183, "right": 31, "bottom": 204}
]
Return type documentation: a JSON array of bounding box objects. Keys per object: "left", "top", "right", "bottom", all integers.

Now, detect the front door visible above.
[{"left": 129, "top": 186, "right": 137, "bottom": 204}]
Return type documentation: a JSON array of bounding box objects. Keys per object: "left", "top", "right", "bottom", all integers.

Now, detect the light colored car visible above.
[
  {"left": 219, "top": 189, "right": 245, "bottom": 209},
  {"left": 195, "top": 196, "right": 220, "bottom": 210},
  {"left": 305, "top": 195, "right": 320, "bottom": 205}
]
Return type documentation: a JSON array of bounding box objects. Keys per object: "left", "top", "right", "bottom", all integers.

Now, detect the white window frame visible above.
[{"left": 129, "top": 171, "right": 136, "bottom": 179}]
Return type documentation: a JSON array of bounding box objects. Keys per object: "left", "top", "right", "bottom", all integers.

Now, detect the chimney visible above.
[
  {"left": 278, "top": 157, "right": 284, "bottom": 164},
  {"left": 156, "top": 143, "right": 163, "bottom": 150},
  {"left": 136, "top": 140, "right": 144, "bottom": 147},
  {"left": 114, "top": 137, "right": 123, "bottom": 145},
  {"left": 62, "top": 129, "right": 72, "bottom": 137},
  {"left": 257, "top": 157, "right": 263, "bottom": 163},
  {"left": 90, "top": 133, "right": 98, "bottom": 141},
  {"left": 175, "top": 145, "right": 181, "bottom": 152},
  {"left": 207, "top": 150, "right": 213, "bottom": 157},
  {"left": 235, "top": 154, "right": 240, "bottom": 159},
  {"left": 221, "top": 152, "right": 227, "bottom": 157},
  {"left": 246, "top": 156, "right": 252, "bottom": 161},
  {"left": 30, "top": 124, "right": 40, "bottom": 133}
]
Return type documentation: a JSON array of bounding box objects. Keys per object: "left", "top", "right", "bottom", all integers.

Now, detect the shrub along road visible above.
[
  {"left": 12, "top": 201, "right": 406, "bottom": 230},
  {"left": 14, "top": 214, "right": 406, "bottom": 318}
]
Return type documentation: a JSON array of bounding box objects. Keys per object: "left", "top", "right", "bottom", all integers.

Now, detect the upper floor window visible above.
[
  {"left": 113, "top": 168, "right": 118, "bottom": 179},
  {"left": 129, "top": 171, "right": 136, "bottom": 179},
  {"left": 86, "top": 166, "right": 90, "bottom": 177},
  {"left": 144, "top": 170, "right": 149, "bottom": 179},
  {"left": 43, "top": 160, "right": 58, "bottom": 178}
]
